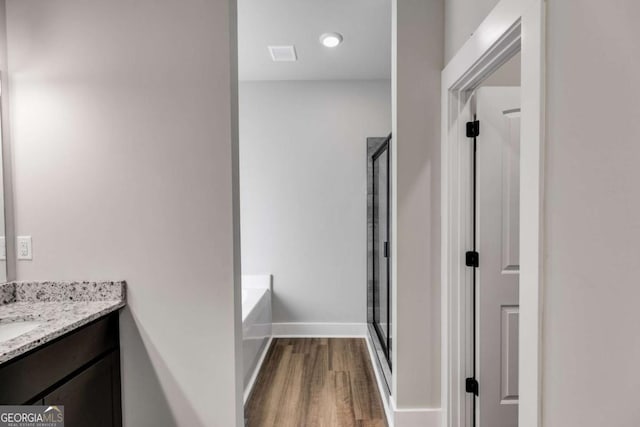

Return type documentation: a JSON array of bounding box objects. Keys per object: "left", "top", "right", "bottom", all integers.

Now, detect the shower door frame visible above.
[
  {"left": 367, "top": 134, "right": 393, "bottom": 396},
  {"left": 371, "top": 136, "right": 391, "bottom": 367}
]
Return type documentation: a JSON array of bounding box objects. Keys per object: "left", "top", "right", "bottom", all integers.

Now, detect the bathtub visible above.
[{"left": 242, "top": 275, "right": 272, "bottom": 402}]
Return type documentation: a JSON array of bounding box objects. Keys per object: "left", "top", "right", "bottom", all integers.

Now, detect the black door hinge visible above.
[
  {"left": 466, "top": 377, "right": 479, "bottom": 395},
  {"left": 383, "top": 241, "right": 390, "bottom": 258},
  {"left": 465, "top": 251, "right": 479, "bottom": 267},
  {"left": 466, "top": 120, "right": 480, "bottom": 138}
]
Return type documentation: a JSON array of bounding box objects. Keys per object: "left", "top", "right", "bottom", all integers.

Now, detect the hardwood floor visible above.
[{"left": 245, "top": 338, "right": 388, "bottom": 427}]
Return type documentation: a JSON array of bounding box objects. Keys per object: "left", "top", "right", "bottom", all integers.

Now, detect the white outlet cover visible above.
[{"left": 17, "top": 236, "right": 32, "bottom": 260}]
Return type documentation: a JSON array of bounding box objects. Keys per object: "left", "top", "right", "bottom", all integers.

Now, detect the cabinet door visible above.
[{"left": 44, "top": 352, "right": 116, "bottom": 427}]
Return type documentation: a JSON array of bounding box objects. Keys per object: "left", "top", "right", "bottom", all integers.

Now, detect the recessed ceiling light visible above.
[{"left": 319, "top": 32, "right": 343, "bottom": 48}]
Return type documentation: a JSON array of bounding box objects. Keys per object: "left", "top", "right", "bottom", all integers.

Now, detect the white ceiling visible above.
[{"left": 238, "top": 0, "right": 391, "bottom": 81}]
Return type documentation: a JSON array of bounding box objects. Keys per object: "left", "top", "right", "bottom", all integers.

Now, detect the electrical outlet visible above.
[{"left": 17, "top": 236, "right": 32, "bottom": 260}]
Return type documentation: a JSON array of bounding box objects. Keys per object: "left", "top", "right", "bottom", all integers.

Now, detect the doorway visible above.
[{"left": 440, "top": 1, "right": 545, "bottom": 426}]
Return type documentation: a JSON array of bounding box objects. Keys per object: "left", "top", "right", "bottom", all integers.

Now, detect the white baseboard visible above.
[
  {"left": 392, "top": 405, "right": 442, "bottom": 427},
  {"left": 243, "top": 336, "right": 273, "bottom": 404},
  {"left": 272, "top": 322, "right": 367, "bottom": 337}
]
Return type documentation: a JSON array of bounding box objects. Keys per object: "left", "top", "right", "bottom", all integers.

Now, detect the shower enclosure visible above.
[{"left": 367, "top": 135, "right": 392, "bottom": 391}]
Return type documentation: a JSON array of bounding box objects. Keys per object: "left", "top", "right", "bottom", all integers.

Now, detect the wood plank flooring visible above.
[{"left": 245, "top": 338, "right": 387, "bottom": 427}]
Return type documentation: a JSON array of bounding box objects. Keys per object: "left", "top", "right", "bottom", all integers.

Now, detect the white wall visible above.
[
  {"left": 239, "top": 80, "right": 390, "bottom": 323},
  {"left": 445, "top": 0, "right": 640, "bottom": 425},
  {"left": 444, "top": 0, "right": 499, "bottom": 63},
  {"left": 6, "top": 1, "right": 242, "bottom": 426},
  {"left": 542, "top": 1, "right": 640, "bottom": 425},
  {"left": 0, "top": 0, "right": 11, "bottom": 282},
  {"left": 392, "top": 0, "right": 444, "bottom": 411}
]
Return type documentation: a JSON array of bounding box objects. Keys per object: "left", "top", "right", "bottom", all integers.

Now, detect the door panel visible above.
[
  {"left": 500, "top": 305, "right": 519, "bottom": 403},
  {"left": 476, "top": 87, "right": 520, "bottom": 427},
  {"left": 501, "top": 110, "right": 521, "bottom": 273}
]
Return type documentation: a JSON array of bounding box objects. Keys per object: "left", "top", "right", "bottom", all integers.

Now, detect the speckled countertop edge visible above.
[{"left": 0, "top": 281, "right": 126, "bottom": 365}]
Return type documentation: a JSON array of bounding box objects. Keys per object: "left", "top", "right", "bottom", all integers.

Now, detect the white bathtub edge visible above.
[
  {"left": 242, "top": 286, "right": 272, "bottom": 398},
  {"left": 243, "top": 335, "right": 273, "bottom": 405}
]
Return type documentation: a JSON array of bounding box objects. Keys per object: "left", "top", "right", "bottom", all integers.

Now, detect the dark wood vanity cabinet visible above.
[{"left": 0, "top": 312, "right": 122, "bottom": 427}]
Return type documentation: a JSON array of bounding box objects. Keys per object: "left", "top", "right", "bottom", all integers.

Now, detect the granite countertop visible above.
[{"left": 0, "top": 281, "right": 126, "bottom": 365}]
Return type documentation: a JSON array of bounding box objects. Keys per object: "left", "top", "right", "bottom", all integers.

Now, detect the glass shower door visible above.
[{"left": 372, "top": 139, "right": 391, "bottom": 366}]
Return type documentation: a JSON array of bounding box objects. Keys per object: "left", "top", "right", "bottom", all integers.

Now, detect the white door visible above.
[
  {"left": 455, "top": 94, "right": 476, "bottom": 427},
  {"left": 476, "top": 87, "right": 521, "bottom": 427}
]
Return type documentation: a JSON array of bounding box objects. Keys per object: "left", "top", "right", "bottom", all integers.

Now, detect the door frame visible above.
[{"left": 440, "top": 1, "right": 546, "bottom": 427}]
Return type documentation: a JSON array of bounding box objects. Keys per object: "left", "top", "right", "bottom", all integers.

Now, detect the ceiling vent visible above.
[{"left": 268, "top": 45, "right": 297, "bottom": 62}]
